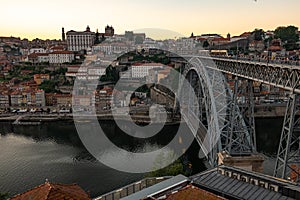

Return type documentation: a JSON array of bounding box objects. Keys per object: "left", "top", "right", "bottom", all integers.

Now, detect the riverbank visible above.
[
  {"left": 0, "top": 105, "right": 290, "bottom": 124},
  {"left": 0, "top": 113, "right": 181, "bottom": 125}
]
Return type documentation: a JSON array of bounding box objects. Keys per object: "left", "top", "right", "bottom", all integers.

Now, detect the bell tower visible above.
[{"left": 62, "top": 27, "right": 65, "bottom": 41}]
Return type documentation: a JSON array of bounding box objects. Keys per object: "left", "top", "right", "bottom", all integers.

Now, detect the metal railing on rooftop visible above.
[{"left": 93, "top": 176, "right": 172, "bottom": 200}]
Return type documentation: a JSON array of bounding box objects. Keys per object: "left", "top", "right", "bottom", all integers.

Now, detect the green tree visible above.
[
  {"left": 100, "top": 65, "right": 119, "bottom": 82},
  {"left": 253, "top": 29, "right": 265, "bottom": 41},
  {"left": 202, "top": 40, "right": 209, "bottom": 48},
  {"left": 0, "top": 192, "right": 8, "bottom": 200},
  {"left": 274, "top": 26, "right": 299, "bottom": 50},
  {"left": 39, "top": 80, "right": 59, "bottom": 93},
  {"left": 95, "top": 30, "right": 101, "bottom": 44},
  {"left": 145, "top": 151, "right": 186, "bottom": 177}
]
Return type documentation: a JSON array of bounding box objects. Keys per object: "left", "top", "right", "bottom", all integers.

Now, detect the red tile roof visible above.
[
  {"left": 212, "top": 37, "right": 230, "bottom": 42},
  {"left": 239, "top": 32, "right": 252, "bottom": 37},
  {"left": 132, "top": 63, "right": 165, "bottom": 67},
  {"left": 49, "top": 51, "right": 74, "bottom": 55},
  {"left": 11, "top": 182, "right": 91, "bottom": 200},
  {"left": 165, "top": 185, "right": 227, "bottom": 200}
]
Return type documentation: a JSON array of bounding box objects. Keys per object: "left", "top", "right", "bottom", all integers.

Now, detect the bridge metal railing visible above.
[
  {"left": 211, "top": 55, "right": 300, "bottom": 67},
  {"left": 93, "top": 176, "right": 172, "bottom": 200}
]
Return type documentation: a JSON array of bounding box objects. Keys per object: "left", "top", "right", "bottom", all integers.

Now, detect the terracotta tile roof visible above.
[
  {"left": 165, "top": 185, "right": 227, "bottom": 200},
  {"left": 212, "top": 37, "right": 230, "bottom": 41},
  {"left": 11, "top": 182, "right": 91, "bottom": 200},
  {"left": 239, "top": 32, "right": 252, "bottom": 37},
  {"left": 28, "top": 53, "right": 49, "bottom": 58},
  {"left": 132, "top": 62, "right": 165, "bottom": 67},
  {"left": 49, "top": 51, "right": 74, "bottom": 55},
  {"left": 269, "top": 46, "right": 282, "bottom": 51}
]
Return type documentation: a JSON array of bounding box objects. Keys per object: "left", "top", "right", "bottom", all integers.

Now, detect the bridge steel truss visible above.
[
  {"left": 224, "top": 77, "right": 257, "bottom": 155},
  {"left": 180, "top": 57, "right": 255, "bottom": 166},
  {"left": 199, "top": 56, "right": 300, "bottom": 182},
  {"left": 274, "top": 94, "right": 300, "bottom": 181},
  {"left": 209, "top": 57, "right": 300, "bottom": 94}
]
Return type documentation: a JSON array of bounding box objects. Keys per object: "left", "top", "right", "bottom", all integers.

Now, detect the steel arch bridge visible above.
[
  {"left": 175, "top": 55, "right": 300, "bottom": 182},
  {"left": 179, "top": 57, "right": 256, "bottom": 167}
]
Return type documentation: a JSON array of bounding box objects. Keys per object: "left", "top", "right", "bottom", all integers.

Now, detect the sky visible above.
[{"left": 1, "top": 0, "right": 300, "bottom": 40}]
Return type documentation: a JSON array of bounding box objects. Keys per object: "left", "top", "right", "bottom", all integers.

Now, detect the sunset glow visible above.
[{"left": 1, "top": 0, "right": 300, "bottom": 39}]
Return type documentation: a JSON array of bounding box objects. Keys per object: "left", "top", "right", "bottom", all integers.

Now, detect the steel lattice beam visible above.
[
  {"left": 198, "top": 57, "right": 300, "bottom": 94},
  {"left": 222, "top": 77, "right": 256, "bottom": 155},
  {"left": 274, "top": 94, "right": 300, "bottom": 182},
  {"left": 180, "top": 57, "right": 255, "bottom": 166}
]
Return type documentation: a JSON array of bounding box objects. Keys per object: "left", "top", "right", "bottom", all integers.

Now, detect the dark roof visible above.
[{"left": 192, "top": 168, "right": 294, "bottom": 200}]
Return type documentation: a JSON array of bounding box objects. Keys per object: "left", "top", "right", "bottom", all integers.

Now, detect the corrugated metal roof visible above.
[
  {"left": 120, "top": 174, "right": 189, "bottom": 200},
  {"left": 192, "top": 170, "right": 295, "bottom": 200}
]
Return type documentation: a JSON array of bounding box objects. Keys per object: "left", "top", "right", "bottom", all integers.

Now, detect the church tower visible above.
[{"left": 62, "top": 27, "right": 65, "bottom": 41}]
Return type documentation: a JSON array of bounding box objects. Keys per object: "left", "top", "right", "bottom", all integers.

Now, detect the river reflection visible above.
[
  {"left": 0, "top": 120, "right": 205, "bottom": 198},
  {"left": 0, "top": 117, "right": 283, "bottom": 197}
]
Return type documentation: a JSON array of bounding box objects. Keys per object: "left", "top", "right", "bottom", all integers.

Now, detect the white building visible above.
[
  {"left": 92, "top": 42, "right": 130, "bottom": 55},
  {"left": 29, "top": 48, "right": 46, "bottom": 54},
  {"left": 131, "top": 63, "right": 165, "bottom": 78},
  {"left": 0, "top": 93, "right": 10, "bottom": 106},
  {"left": 175, "top": 37, "right": 196, "bottom": 55},
  {"left": 37, "top": 53, "right": 49, "bottom": 63},
  {"left": 75, "top": 66, "right": 106, "bottom": 80},
  {"left": 66, "top": 26, "right": 96, "bottom": 52},
  {"left": 49, "top": 51, "right": 74, "bottom": 64},
  {"left": 35, "top": 90, "right": 45, "bottom": 107}
]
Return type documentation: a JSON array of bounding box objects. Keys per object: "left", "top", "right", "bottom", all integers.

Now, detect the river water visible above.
[{"left": 0, "top": 118, "right": 282, "bottom": 198}]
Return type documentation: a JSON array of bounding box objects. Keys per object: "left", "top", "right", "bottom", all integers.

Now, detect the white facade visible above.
[
  {"left": 175, "top": 38, "right": 196, "bottom": 55},
  {"left": 92, "top": 43, "right": 129, "bottom": 55},
  {"left": 75, "top": 67, "right": 106, "bottom": 80},
  {"left": 0, "top": 94, "right": 10, "bottom": 106},
  {"left": 67, "top": 31, "right": 95, "bottom": 52},
  {"left": 49, "top": 51, "right": 74, "bottom": 64},
  {"left": 37, "top": 54, "right": 49, "bottom": 63},
  {"left": 29, "top": 48, "right": 46, "bottom": 54},
  {"left": 88, "top": 67, "right": 106, "bottom": 76},
  {"left": 131, "top": 63, "right": 164, "bottom": 78},
  {"left": 35, "top": 90, "right": 45, "bottom": 106}
]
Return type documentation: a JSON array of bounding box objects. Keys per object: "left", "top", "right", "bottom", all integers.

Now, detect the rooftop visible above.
[
  {"left": 120, "top": 175, "right": 189, "bottom": 200},
  {"left": 164, "top": 184, "right": 227, "bottom": 200},
  {"left": 191, "top": 166, "right": 298, "bottom": 200},
  {"left": 132, "top": 63, "right": 166, "bottom": 67},
  {"left": 11, "top": 181, "right": 91, "bottom": 200}
]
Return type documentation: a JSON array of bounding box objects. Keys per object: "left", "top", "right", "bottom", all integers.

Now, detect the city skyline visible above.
[{"left": 1, "top": 0, "right": 300, "bottom": 40}]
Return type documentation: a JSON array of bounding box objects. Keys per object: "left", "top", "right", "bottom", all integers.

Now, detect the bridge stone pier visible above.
[{"left": 218, "top": 151, "right": 264, "bottom": 173}]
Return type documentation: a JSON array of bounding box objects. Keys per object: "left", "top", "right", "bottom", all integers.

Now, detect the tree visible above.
[
  {"left": 202, "top": 40, "right": 209, "bottom": 48},
  {"left": 100, "top": 65, "right": 119, "bottom": 82},
  {"left": 274, "top": 26, "right": 299, "bottom": 50},
  {"left": 145, "top": 151, "right": 185, "bottom": 177},
  {"left": 94, "top": 30, "right": 101, "bottom": 44},
  {"left": 0, "top": 192, "right": 8, "bottom": 200},
  {"left": 253, "top": 29, "right": 265, "bottom": 41},
  {"left": 39, "top": 80, "right": 59, "bottom": 93}
]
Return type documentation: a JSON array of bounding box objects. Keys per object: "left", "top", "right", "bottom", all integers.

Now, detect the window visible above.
[
  {"left": 241, "top": 176, "right": 249, "bottom": 182},
  {"left": 259, "top": 181, "right": 266, "bottom": 188}
]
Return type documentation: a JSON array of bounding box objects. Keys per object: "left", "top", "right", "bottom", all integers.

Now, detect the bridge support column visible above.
[
  {"left": 218, "top": 77, "right": 263, "bottom": 173},
  {"left": 239, "top": 79, "right": 257, "bottom": 152},
  {"left": 224, "top": 77, "right": 256, "bottom": 154},
  {"left": 274, "top": 94, "right": 300, "bottom": 182}
]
